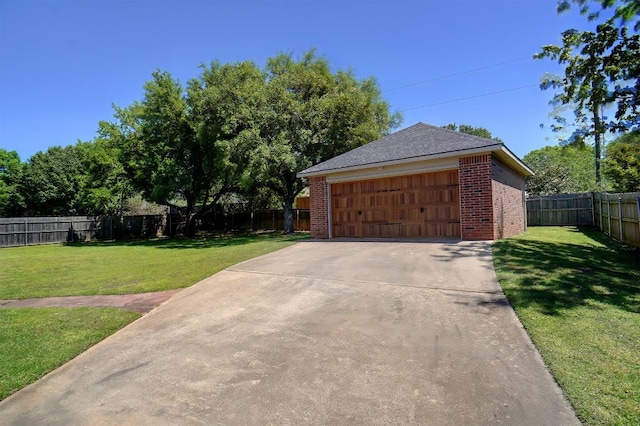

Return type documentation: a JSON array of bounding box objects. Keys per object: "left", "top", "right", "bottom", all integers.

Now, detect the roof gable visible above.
[
  {"left": 299, "top": 122, "right": 496, "bottom": 174},
  {"left": 298, "top": 122, "right": 532, "bottom": 177}
]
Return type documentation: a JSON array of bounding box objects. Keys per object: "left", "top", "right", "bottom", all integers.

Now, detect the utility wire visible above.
[
  {"left": 383, "top": 56, "right": 532, "bottom": 92},
  {"left": 399, "top": 84, "right": 538, "bottom": 112}
]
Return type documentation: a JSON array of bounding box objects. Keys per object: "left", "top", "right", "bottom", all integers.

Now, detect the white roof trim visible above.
[
  {"left": 326, "top": 160, "right": 459, "bottom": 183},
  {"left": 495, "top": 146, "right": 534, "bottom": 176}
]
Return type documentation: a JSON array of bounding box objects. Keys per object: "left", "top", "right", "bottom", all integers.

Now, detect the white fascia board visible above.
[
  {"left": 495, "top": 146, "right": 535, "bottom": 176},
  {"left": 326, "top": 159, "right": 458, "bottom": 183}
]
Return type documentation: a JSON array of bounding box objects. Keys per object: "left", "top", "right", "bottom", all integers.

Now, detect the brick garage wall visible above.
[
  {"left": 491, "top": 157, "right": 527, "bottom": 239},
  {"left": 309, "top": 176, "right": 329, "bottom": 239},
  {"left": 459, "top": 155, "right": 494, "bottom": 240}
]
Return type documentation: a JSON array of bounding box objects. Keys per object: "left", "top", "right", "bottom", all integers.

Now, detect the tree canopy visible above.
[
  {"left": 602, "top": 130, "right": 640, "bottom": 192},
  {"left": 524, "top": 144, "right": 596, "bottom": 195},
  {"left": 2, "top": 51, "right": 399, "bottom": 229},
  {"left": 0, "top": 149, "right": 25, "bottom": 217},
  {"left": 76, "top": 139, "right": 133, "bottom": 215},
  {"left": 19, "top": 146, "right": 85, "bottom": 216},
  {"left": 441, "top": 123, "right": 503, "bottom": 142},
  {"left": 558, "top": 0, "right": 639, "bottom": 29},
  {"left": 537, "top": 0, "right": 639, "bottom": 184},
  {"left": 97, "top": 62, "right": 268, "bottom": 234},
  {"left": 244, "top": 51, "right": 400, "bottom": 233},
  {"left": 97, "top": 50, "right": 400, "bottom": 234}
]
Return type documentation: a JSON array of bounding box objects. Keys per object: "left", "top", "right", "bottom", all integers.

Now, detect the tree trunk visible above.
[
  {"left": 593, "top": 103, "right": 602, "bottom": 185},
  {"left": 182, "top": 211, "right": 194, "bottom": 237},
  {"left": 283, "top": 196, "right": 295, "bottom": 234},
  {"left": 183, "top": 196, "right": 197, "bottom": 237}
]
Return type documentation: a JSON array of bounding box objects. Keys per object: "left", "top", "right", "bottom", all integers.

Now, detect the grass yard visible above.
[
  {"left": 0, "top": 232, "right": 308, "bottom": 299},
  {"left": 0, "top": 232, "right": 308, "bottom": 400},
  {"left": 493, "top": 227, "right": 640, "bottom": 425},
  {"left": 0, "top": 307, "right": 140, "bottom": 400}
]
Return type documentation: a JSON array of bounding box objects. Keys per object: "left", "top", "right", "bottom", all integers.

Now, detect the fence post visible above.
[
  {"left": 24, "top": 217, "right": 28, "bottom": 246},
  {"left": 522, "top": 190, "right": 527, "bottom": 230},
  {"left": 251, "top": 212, "right": 254, "bottom": 231},
  {"left": 607, "top": 198, "right": 612, "bottom": 236},
  {"left": 619, "top": 196, "right": 624, "bottom": 243},
  {"left": 637, "top": 197, "right": 640, "bottom": 242},
  {"left": 590, "top": 192, "right": 595, "bottom": 226},
  {"left": 599, "top": 196, "right": 603, "bottom": 231}
]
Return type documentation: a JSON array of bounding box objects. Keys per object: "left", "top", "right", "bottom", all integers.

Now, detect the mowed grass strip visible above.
[
  {"left": 0, "top": 233, "right": 308, "bottom": 299},
  {"left": 0, "top": 233, "right": 308, "bottom": 400},
  {"left": 0, "top": 307, "right": 140, "bottom": 400},
  {"left": 492, "top": 227, "right": 640, "bottom": 425}
]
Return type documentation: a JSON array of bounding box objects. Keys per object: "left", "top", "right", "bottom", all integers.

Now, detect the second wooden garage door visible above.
[{"left": 331, "top": 170, "right": 460, "bottom": 238}]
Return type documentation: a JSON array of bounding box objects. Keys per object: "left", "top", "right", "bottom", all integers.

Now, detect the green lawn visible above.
[
  {"left": 0, "top": 232, "right": 308, "bottom": 400},
  {"left": 0, "top": 233, "right": 308, "bottom": 299},
  {"left": 0, "top": 307, "right": 140, "bottom": 400},
  {"left": 493, "top": 227, "right": 640, "bottom": 425}
]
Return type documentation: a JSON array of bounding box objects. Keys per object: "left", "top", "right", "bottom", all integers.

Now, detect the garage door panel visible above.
[
  {"left": 391, "top": 208, "right": 422, "bottom": 222},
  {"left": 332, "top": 170, "right": 460, "bottom": 238},
  {"left": 363, "top": 209, "right": 388, "bottom": 223},
  {"left": 334, "top": 224, "right": 358, "bottom": 238}
]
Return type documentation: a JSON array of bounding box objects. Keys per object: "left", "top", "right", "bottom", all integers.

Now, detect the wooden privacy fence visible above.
[
  {"left": 593, "top": 192, "right": 640, "bottom": 248},
  {"left": 205, "top": 209, "right": 310, "bottom": 232},
  {"left": 526, "top": 193, "right": 594, "bottom": 226},
  {"left": 0, "top": 215, "right": 165, "bottom": 248},
  {"left": 526, "top": 192, "right": 640, "bottom": 247},
  {"left": 0, "top": 210, "right": 310, "bottom": 248}
]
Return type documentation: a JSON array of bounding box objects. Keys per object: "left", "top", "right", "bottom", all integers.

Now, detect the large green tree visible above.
[
  {"left": 0, "top": 149, "right": 25, "bottom": 216},
  {"left": 20, "top": 146, "right": 86, "bottom": 216},
  {"left": 76, "top": 139, "right": 133, "bottom": 215},
  {"left": 524, "top": 144, "right": 596, "bottom": 195},
  {"left": 102, "top": 62, "right": 265, "bottom": 235},
  {"left": 2, "top": 142, "right": 135, "bottom": 217},
  {"left": 244, "top": 50, "right": 401, "bottom": 233},
  {"left": 602, "top": 130, "right": 640, "bottom": 192},
  {"left": 441, "top": 123, "right": 503, "bottom": 142},
  {"left": 537, "top": 1, "right": 639, "bottom": 184},
  {"left": 102, "top": 51, "right": 398, "bottom": 235}
]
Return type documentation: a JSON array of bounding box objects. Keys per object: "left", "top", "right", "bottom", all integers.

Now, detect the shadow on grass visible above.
[
  {"left": 493, "top": 227, "right": 640, "bottom": 316},
  {"left": 63, "top": 232, "right": 309, "bottom": 250}
]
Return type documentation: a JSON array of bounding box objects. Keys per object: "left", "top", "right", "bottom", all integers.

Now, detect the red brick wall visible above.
[
  {"left": 309, "top": 176, "right": 329, "bottom": 239},
  {"left": 491, "top": 157, "right": 527, "bottom": 239},
  {"left": 459, "top": 155, "right": 494, "bottom": 240}
]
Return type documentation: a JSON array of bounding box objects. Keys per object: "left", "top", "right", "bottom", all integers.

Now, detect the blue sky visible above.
[{"left": 0, "top": 0, "right": 596, "bottom": 161}]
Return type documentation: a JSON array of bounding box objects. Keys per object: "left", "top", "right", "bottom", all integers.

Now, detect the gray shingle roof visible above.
[{"left": 298, "top": 122, "right": 504, "bottom": 176}]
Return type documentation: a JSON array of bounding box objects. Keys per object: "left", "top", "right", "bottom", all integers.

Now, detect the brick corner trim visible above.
[
  {"left": 309, "top": 176, "right": 329, "bottom": 239},
  {"left": 459, "top": 155, "right": 494, "bottom": 240}
]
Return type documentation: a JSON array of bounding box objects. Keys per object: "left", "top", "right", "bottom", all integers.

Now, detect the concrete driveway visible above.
[{"left": 0, "top": 240, "right": 579, "bottom": 425}]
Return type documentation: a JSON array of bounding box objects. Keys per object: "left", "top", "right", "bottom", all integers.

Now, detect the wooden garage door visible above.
[{"left": 331, "top": 170, "right": 460, "bottom": 238}]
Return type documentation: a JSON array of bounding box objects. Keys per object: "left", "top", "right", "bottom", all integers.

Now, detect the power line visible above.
[
  {"left": 383, "top": 56, "right": 532, "bottom": 92},
  {"left": 399, "top": 84, "right": 538, "bottom": 112}
]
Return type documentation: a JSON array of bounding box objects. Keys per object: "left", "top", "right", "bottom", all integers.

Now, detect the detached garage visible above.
[{"left": 297, "top": 122, "right": 534, "bottom": 241}]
